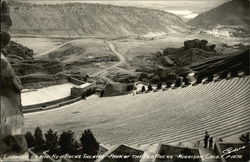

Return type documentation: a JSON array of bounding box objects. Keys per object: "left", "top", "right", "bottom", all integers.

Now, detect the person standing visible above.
[
  {"left": 209, "top": 137, "right": 213, "bottom": 149},
  {"left": 204, "top": 131, "right": 209, "bottom": 148}
]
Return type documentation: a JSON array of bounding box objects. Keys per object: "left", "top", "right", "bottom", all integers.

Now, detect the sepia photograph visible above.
[{"left": 0, "top": 0, "right": 250, "bottom": 162}]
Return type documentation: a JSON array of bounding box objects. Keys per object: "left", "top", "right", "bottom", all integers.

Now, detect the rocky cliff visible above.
[
  {"left": 0, "top": 1, "right": 28, "bottom": 156},
  {"left": 8, "top": 1, "right": 186, "bottom": 36},
  {"left": 4, "top": 41, "right": 33, "bottom": 62},
  {"left": 3, "top": 41, "right": 65, "bottom": 88}
]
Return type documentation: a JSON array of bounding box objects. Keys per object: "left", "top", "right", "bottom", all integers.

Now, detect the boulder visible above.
[{"left": 184, "top": 39, "right": 216, "bottom": 51}]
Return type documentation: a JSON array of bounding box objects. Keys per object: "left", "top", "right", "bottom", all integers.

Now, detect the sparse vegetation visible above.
[{"left": 8, "top": 1, "right": 185, "bottom": 36}]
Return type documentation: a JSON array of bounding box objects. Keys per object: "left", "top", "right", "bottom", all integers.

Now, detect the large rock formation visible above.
[
  {"left": 3, "top": 40, "right": 66, "bottom": 89},
  {"left": 0, "top": 1, "right": 28, "bottom": 157}
]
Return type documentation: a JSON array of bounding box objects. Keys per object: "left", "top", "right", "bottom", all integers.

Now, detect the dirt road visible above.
[{"left": 91, "top": 41, "right": 127, "bottom": 77}]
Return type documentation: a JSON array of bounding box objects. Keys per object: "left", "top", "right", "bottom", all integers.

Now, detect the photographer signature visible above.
[{"left": 221, "top": 145, "right": 247, "bottom": 157}]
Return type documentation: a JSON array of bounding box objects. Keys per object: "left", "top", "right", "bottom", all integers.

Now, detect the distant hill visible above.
[
  {"left": 188, "top": 0, "right": 250, "bottom": 27},
  {"left": 8, "top": 1, "right": 186, "bottom": 36}
]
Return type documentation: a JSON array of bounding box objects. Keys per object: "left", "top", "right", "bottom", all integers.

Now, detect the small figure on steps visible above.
[
  {"left": 209, "top": 137, "right": 213, "bottom": 149},
  {"left": 204, "top": 131, "right": 209, "bottom": 148}
]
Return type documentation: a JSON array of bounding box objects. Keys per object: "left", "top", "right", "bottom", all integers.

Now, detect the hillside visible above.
[
  {"left": 37, "top": 39, "right": 119, "bottom": 75},
  {"left": 188, "top": 0, "right": 250, "bottom": 27},
  {"left": 8, "top": 1, "right": 186, "bottom": 36}
]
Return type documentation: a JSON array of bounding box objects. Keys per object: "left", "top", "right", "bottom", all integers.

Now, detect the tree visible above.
[
  {"left": 141, "top": 86, "right": 145, "bottom": 92},
  {"left": 45, "top": 129, "right": 58, "bottom": 154},
  {"left": 175, "top": 77, "right": 182, "bottom": 87},
  {"left": 59, "top": 130, "right": 75, "bottom": 154},
  {"left": 151, "top": 75, "right": 160, "bottom": 84},
  {"left": 138, "top": 73, "right": 148, "bottom": 81},
  {"left": 148, "top": 84, "right": 153, "bottom": 91},
  {"left": 80, "top": 129, "right": 99, "bottom": 156},
  {"left": 157, "top": 82, "right": 162, "bottom": 89},
  {"left": 34, "top": 127, "right": 45, "bottom": 149},
  {"left": 25, "top": 131, "right": 36, "bottom": 148}
]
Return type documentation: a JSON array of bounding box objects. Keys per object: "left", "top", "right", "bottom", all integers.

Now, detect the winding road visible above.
[{"left": 91, "top": 41, "right": 127, "bottom": 77}]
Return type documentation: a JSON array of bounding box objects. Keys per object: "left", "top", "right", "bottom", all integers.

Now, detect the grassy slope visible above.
[{"left": 9, "top": 1, "right": 186, "bottom": 36}]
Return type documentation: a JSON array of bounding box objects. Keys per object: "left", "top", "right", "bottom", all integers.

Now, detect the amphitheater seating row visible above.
[{"left": 101, "top": 76, "right": 250, "bottom": 145}]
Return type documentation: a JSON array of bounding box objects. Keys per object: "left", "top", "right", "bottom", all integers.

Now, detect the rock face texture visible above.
[
  {"left": 0, "top": 1, "right": 27, "bottom": 156},
  {"left": 4, "top": 41, "right": 34, "bottom": 62},
  {"left": 3, "top": 41, "right": 65, "bottom": 88}
]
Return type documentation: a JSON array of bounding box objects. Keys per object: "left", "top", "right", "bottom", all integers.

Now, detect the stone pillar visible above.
[{"left": 0, "top": 1, "right": 28, "bottom": 159}]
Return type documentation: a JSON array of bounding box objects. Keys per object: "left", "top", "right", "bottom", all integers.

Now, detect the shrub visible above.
[
  {"left": 138, "top": 73, "right": 148, "bottom": 81},
  {"left": 151, "top": 75, "right": 160, "bottom": 84},
  {"left": 166, "top": 80, "right": 173, "bottom": 87},
  {"left": 141, "top": 86, "right": 145, "bottom": 92},
  {"left": 126, "top": 84, "right": 134, "bottom": 91},
  {"left": 148, "top": 84, "right": 153, "bottom": 91},
  {"left": 25, "top": 131, "right": 36, "bottom": 148},
  {"left": 80, "top": 129, "right": 99, "bottom": 156},
  {"left": 175, "top": 78, "right": 182, "bottom": 87},
  {"left": 34, "top": 127, "right": 45, "bottom": 149},
  {"left": 157, "top": 82, "right": 162, "bottom": 89}
]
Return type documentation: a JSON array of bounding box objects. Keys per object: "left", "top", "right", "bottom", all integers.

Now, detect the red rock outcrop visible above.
[{"left": 0, "top": 1, "right": 28, "bottom": 156}]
